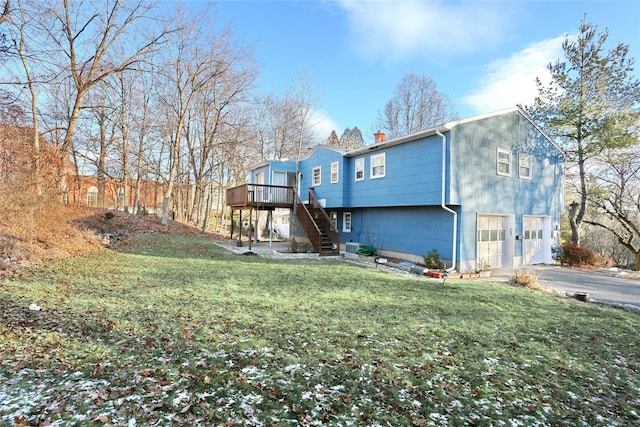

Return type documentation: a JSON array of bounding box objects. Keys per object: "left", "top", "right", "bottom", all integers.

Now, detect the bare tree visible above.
[
  {"left": 0, "top": 0, "right": 9, "bottom": 24},
  {"left": 582, "top": 224, "right": 637, "bottom": 268},
  {"left": 7, "top": 0, "right": 42, "bottom": 196},
  {"left": 376, "top": 71, "right": 457, "bottom": 139},
  {"left": 42, "top": 0, "right": 170, "bottom": 156},
  {"left": 185, "top": 64, "right": 255, "bottom": 228},
  {"left": 81, "top": 83, "right": 119, "bottom": 207},
  {"left": 129, "top": 62, "right": 158, "bottom": 217},
  {"left": 250, "top": 70, "right": 319, "bottom": 164},
  {"left": 585, "top": 146, "right": 640, "bottom": 270},
  {"left": 155, "top": 6, "right": 251, "bottom": 225}
]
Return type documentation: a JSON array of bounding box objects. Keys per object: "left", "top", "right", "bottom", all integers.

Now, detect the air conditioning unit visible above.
[{"left": 345, "top": 242, "right": 360, "bottom": 254}]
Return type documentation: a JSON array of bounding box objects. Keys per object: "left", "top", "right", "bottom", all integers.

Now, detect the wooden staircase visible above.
[{"left": 295, "top": 189, "right": 340, "bottom": 256}]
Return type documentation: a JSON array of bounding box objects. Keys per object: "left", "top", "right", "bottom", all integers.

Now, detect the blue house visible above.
[{"left": 227, "top": 107, "right": 565, "bottom": 272}]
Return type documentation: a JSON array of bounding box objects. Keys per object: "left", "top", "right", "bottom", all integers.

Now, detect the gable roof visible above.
[
  {"left": 345, "top": 106, "right": 564, "bottom": 159},
  {"left": 300, "top": 144, "right": 349, "bottom": 160}
]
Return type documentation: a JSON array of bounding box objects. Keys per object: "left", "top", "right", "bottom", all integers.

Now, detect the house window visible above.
[
  {"left": 519, "top": 154, "right": 532, "bottom": 180},
  {"left": 87, "top": 186, "right": 98, "bottom": 206},
  {"left": 312, "top": 166, "right": 321, "bottom": 186},
  {"left": 371, "top": 152, "right": 386, "bottom": 179},
  {"left": 331, "top": 161, "right": 339, "bottom": 183},
  {"left": 355, "top": 158, "right": 364, "bottom": 181},
  {"left": 497, "top": 148, "right": 511, "bottom": 177},
  {"left": 116, "top": 188, "right": 125, "bottom": 207},
  {"left": 330, "top": 211, "right": 337, "bottom": 229},
  {"left": 343, "top": 212, "right": 352, "bottom": 232}
]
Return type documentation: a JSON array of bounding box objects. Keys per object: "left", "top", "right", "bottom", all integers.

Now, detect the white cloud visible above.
[
  {"left": 462, "top": 36, "right": 567, "bottom": 114},
  {"left": 336, "top": 0, "right": 512, "bottom": 60},
  {"left": 310, "top": 109, "right": 340, "bottom": 142}
]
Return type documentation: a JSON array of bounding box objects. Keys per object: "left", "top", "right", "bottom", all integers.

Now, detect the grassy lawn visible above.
[{"left": 1, "top": 234, "right": 638, "bottom": 426}]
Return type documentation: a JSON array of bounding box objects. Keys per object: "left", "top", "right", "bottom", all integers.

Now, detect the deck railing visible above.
[{"left": 226, "top": 184, "right": 295, "bottom": 208}]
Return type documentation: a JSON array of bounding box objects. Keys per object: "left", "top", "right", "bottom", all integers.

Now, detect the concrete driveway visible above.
[{"left": 529, "top": 264, "right": 640, "bottom": 308}]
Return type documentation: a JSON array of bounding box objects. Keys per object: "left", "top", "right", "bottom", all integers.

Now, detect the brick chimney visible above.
[{"left": 374, "top": 130, "right": 386, "bottom": 144}]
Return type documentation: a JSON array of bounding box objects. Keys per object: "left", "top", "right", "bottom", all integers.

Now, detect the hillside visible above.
[{"left": 0, "top": 205, "right": 210, "bottom": 277}]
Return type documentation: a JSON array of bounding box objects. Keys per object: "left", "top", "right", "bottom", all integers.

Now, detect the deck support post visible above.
[
  {"left": 249, "top": 207, "right": 253, "bottom": 250},
  {"left": 230, "top": 209, "right": 235, "bottom": 240},
  {"left": 268, "top": 210, "right": 273, "bottom": 247}
]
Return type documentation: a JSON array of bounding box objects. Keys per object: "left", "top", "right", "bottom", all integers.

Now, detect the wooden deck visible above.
[
  {"left": 226, "top": 184, "right": 295, "bottom": 210},
  {"left": 226, "top": 185, "right": 340, "bottom": 255}
]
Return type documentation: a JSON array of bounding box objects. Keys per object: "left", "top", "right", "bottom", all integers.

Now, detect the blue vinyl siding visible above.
[
  {"left": 251, "top": 165, "right": 270, "bottom": 184},
  {"left": 251, "top": 161, "right": 297, "bottom": 185},
  {"left": 339, "top": 206, "right": 457, "bottom": 261},
  {"left": 344, "top": 136, "right": 445, "bottom": 208},
  {"left": 299, "top": 146, "right": 346, "bottom": 206},
  {"left": 450, "top": 111, "right": 564, "bottom": 266},
  {"left": 249, "top": 108, "right": 564, "bottom": 267}
]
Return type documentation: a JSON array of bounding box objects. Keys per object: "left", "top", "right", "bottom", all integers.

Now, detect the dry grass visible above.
[
  {"left": 511, "top": 269, "right": 543, "bottom": 291},
  {"left": 0, "top": 203, "right": 216, "bottom": 277},
  {"left": 0, "top": 203, "right": 101, "bottom": 274}
]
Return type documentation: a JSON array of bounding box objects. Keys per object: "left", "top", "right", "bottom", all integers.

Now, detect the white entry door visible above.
[{"left": 477, "top": 215, "right": 509, "bottom": 269}]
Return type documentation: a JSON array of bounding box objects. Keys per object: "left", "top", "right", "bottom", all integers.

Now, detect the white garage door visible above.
[
  {"left": 523, "top": 216, "right": 549, "bottom": 265},
  {"left": 477, "top": 215, "right": 509, "bottom": 269}
]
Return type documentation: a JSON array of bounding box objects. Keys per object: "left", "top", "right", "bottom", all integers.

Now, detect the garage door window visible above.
[{"left": 478, "top": 228, "right": 505, "bottom": 242}]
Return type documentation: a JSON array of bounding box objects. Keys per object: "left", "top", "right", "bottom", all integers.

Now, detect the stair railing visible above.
[
  {"left": 307, "top": 188, "right": 340, "bottom": 252},
  {"left": 294, "top": 196, "right": 323, "bottom": 252}
]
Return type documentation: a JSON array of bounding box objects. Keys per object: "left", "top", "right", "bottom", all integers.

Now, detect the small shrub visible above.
[
  {"left": 424, "top": 249, "right": 444, "bottom": 269},
  {"left": 560, "top": 242, "right": 606, "bottom": 266},
  {"left": 512, "top": 269, "right": 542, "bottom": 290},
  {"left": 103, "top": 211, "right": 115, "bottom": 221},
  {"left": 356, "top": 245, "right": 376, "bottom": 256}
]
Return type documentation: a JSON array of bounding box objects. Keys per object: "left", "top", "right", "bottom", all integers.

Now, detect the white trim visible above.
[
  {"left": 370, "top": 152, "right": 386, "bottom": 179},
  {"left": 497, "top": 148, "right": 512, "bottom": 177},
  {"left": 518, "top": 153, "right": 532, "bottom": 180},
  {"left": 354, "top": 157, "right": 365, "bottom": 181},
  {"left": 344, "top": 106, "right": 564, "bottom": 162},
  {"left": 331, "top": 161, "right": 339, "bottom": 183},
  {"left": 312, "top": 166, "right": 321, "bottom": 186},
  {"left": 342, "top": 212, "right": 352, "bottom": 232}
]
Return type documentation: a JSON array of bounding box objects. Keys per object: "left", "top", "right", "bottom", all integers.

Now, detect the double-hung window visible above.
[
  {"left": 331, "top": 161, "right": 339, "bottom": 183},
  {"left": 519, "top": 154, "right": 532, "bottom": 180},
  {"left": 355, "top": 158, "right": 364, "bottom": 181},
  {"left": 87, "top": 186, "right": 98, "bottom": 206},
  {"left": 370, "top": 152, "right": 386, "bottom": 179},
  {"left": 497, "top": 148, "right": 511, "bottom": 177},
  {"left": 312, "top": 166, "right": 321, "bottom": 186}
]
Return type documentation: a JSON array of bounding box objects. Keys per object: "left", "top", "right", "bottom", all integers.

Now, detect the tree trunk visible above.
[
  {"left": 636, "top": 251, "right": 640, "bottom": 272},
  {"left": 161, "top": 197, "right": 170, "bottom": 225},
  {"left": 568, "top": 201, "right": 581, "bottom": 245}
]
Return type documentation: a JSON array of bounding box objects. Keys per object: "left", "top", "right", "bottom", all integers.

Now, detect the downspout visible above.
[{"left": 436, "top": 129, "right": 457, "bottom": 272}]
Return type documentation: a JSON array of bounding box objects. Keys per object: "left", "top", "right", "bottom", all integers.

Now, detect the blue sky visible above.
[{"left": 199, "top": 0, "right": 639, "bottom": 144}]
